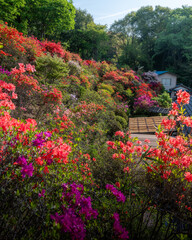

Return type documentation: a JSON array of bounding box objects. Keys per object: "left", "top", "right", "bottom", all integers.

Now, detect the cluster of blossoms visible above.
[
  {"left": 42, "top": 87, "right": 62, "bottom": 104},
  {"left": 142, "top": 71, "right": 159, "bottom": 82},
  {"left": 83, "top": 60, "right": 98, "bottom": 68},
  {"left": 40, "top": 40, "right": 66, "bottom": 58},
  {"left": 32, "top": 131, "right": 52, "bottom": 147},
  {"left": 40, "top": 40, "right": 82, "bottom": 63},
  {"left": 0, "top": 23, "right": 44, "bottom": 60},
  {"left": 135, "top": 83, "right": 156, "bottom": 98},
  {"left": 113, "top": 213, "right": 129, "bottom": 239},
  {"left": 106, "top": 184, "right": 126, "bottom": 203},
  {"left": 0, "top": 66, "right": 10, "bottom": 76},
  {"left": 117, "top": 102, "right": 129, "bottom": 112},
  {"left": 16, "top": 156, "right": 34, "bottom": 178},
  {"left": 149, "top": 81, "right": 164, "bottom": 95},
  {"left": 0, "top": 80, "right": 17, "bottom": 111},
  {"left": 103, "top": 70, "right": 136, "bottom": 86},
  {"left": 176, "top": 89, "right": 190, "bottom": 105},
  {"left": 51, "top": 183, "right": 98, "bottom": 240},
  {"left": 10, "top": 63, "right": 41, "bottom": 92},
  {"left": 11, "top": 63, "right": 36, "bottom": 74},
  {"left": 73, "top": 101, "right": 106, "bottom": 123},
  {"left": 134, "top": 94, "right": 158, "bottom": 110}
]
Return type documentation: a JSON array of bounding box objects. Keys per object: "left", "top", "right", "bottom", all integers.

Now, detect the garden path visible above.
[{"left": 129, "top": 116, "right": 166, "bottom": 134}]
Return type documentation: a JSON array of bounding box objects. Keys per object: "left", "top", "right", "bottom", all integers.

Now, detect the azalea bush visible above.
[
  {"left": 1, "top": 22, "right": 192, "bottom": 240},
  {"left": 1, "top": 82, "right": 192, "bottom": 239},
  {"left": 134, "top": 94, "right": 158, "bottom": 115}
]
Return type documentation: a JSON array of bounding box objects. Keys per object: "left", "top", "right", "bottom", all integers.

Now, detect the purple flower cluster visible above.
[
  {"left": 32, "top": 131, "right": 51, "bottom": 147},
  {"left": 38, "top": 189, "right": 45, "bottom": 198},
  {"left": 0, "top": 66, "right": 10, "bottom": 76},
  {"left": 134, "top": 95, "right": 158, "bottom": 110},
  {"left": 16, "top": 156, "right": 34, "bottom": 178},
  {"left": 106, "top": 184, "right": 126, "bottom": 203},
  {"left": 8, "top": 137, "right": 18, "bottom": 147},
  {"left": 117, "top": 102, "right": 129, "bottom": 112},
  {"left": 113, "top": 213, "right": 129, "bottom": 239},
  {"left": 51, "top": 207, "right": 86, "bottom": 240},
  {"left": 51, "top": 182, "right": 98, "bottom": 240}
]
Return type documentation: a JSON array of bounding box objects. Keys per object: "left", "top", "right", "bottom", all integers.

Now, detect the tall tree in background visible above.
[
  {"left": 110, "top": 12, "right": 143, "bottom": 69},
  {"left": 62, "top": 9, "right": 117, "bottom": 61},
  {"left": 0, "top": 0, "right": 25, "bottom": 23},
  {"left": 110, "top": 6, "right": 171, "bottom": 70},
  {"left": 74, "top": 8, "right": 94, "bottom": 30},
  {"left": 154, "top": 6, "right": 192, "bottom": 86},
  {"left": 0, "top": 0, "right": 76, "bottom": 39}
]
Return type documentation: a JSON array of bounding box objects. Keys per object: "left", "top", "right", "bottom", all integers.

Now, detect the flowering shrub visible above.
[
  {"left": 152, "top": 91, "right": 172, "bottom": 108},
  {"left": 42, "top": 87, "right": 62, "bottom": 104},
  {"left": 40, "top": 40, "right": 66, "bottom": 58},
  {"left": 0, "top": 102, "right": 95, "bottom": 239},
  {"left": 2, "top": 22, "right": 192, "bottom": 240},
  {"left": 149, "top": 81, "right": 164, "bottom": 95},
  {"left": 51, "top": 182, "right": 98, "bottom": 240},
  {"left": 0, "top": 23, "right": 44, "bottom": 68},
  {"left": 142, "top": 71, "right": 159, "bottom": 82},
  {"left": 116, "top": 102, "right": 129, "bottom": 113},
  {"left": 0, "top": 65, "right": 10, "bottom": 75},
  {"left": 134, "top": 94, "right": 158, "bottom": 114},
  {"left": 135, "top": 82, "right": 156, "bottom": 98},
  {"left": 0, "top": 80, "right": 17, "bottom": 111},
  {"left": 10, "top": 63, "right": 40, "bottom": 92}
]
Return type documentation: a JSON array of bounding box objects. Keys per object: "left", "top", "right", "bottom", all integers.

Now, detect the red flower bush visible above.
[
  {"left": 0, "top": 23, "right": 44, "bottom": 68},
  {"left": 41, "top": 40, "right": 66, "bottom": 58},
  {"left": 42, "top": 87, "right": 62, "bottom": 104},
  {"left": 0, "top": 80, "right": 16, "bottom": 111}
]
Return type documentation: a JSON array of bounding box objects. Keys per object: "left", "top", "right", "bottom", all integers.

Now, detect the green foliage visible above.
[
  {"left": 115, "top": 109, "right": 128, "bottom": 122},
  {"left": 106, "top": 112, "right": 123, "bottom": 135},
  {"left": 74, "top": 8, "right": 94, "bottom": 30},
  {"left": 68, "top": 60, "right": 82, "bottom": 76},
  {"left": 98, "top": 83, "right": 114, "bottom": 95},
  {"left": 98, "top": 61, "right": 117, "bottom": 77},
  {"left": 62, "top": 22, "right": 116, "bottom": 62},
  {"left": 15, "top": 0, "right": 76, "bottom": 39},
  {"left": 80, "top": 89, "right": 109, "bottom": 106},
  {"left": 115, "top": 115, "right": 127, "bottom": 129},
  {"left": 124, "top": 88, "right": 134, "bottom": 103},
  {"left": 35, "top": 54, "right": 69, "bottom": 84},
  {"left": 0, "top": 0, "right": 25, "bottom": 23},
  {"left": 114, "top": 83, "right": 124, "bottom": 94},
  {"left": 152, "top": 91, "right": 172, "bottom": 108}
]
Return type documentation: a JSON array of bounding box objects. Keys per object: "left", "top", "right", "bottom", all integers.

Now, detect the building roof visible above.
[
  {"left": 184, "top": 95, "right": 192, "bottom": 116},
  {"left": 155, "top": 71, "right": 168, "bottom": 75},
  {"left": 155, "top": 71, "right": 177, "bottom": 77},
  {"left": 169, "top": 84, "right": 192, "bottom": 93},
  {"left": 183, "top": 95, "right": 192, "bottom": 135},
  {"left": 149, "top": 106, "right": 170, "bottom": 114}
]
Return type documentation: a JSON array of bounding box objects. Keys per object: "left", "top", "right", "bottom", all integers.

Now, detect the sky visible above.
[{"left": 73, "top": 0, "right": 192, "bottom": 27}]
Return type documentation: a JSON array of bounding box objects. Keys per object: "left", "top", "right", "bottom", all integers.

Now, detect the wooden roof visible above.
[
  {"left": 129, "top": 116, "right": 167, "bottom": 133},
  {"left": 149, "top": 107, "right": 170, "bottom": 114}
]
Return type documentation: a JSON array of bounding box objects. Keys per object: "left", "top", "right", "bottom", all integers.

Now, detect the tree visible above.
[
  {"left": 153, "top": 6, "right": 192, "bottom": 86},
  {"left": 0, "top": 0, "right": 25, "bottom": 23},
  {"left": 14, "top": 0, "right": 76, "bottom": 39},
  {"left": 62, "top": 9, "right": 116, "bottom": 61},
  {"left": 110, "top": 6, "right": 171, "bottom": 70},
  {"left": 74, "top": 8, "right": 94, "bottom": 30}
]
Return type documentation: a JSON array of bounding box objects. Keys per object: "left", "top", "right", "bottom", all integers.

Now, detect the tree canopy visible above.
[{"left": 0, "top": 0, "right": 76, "bottom": 39}]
